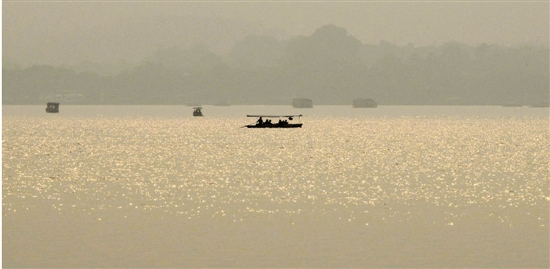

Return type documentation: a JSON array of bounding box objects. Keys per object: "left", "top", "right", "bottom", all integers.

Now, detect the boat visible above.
[
  {"left": 46, "top": 102, "right": 59, "bottom": 113},
  {"left": 245, "top": 115, "right": 303, "bottom": 128},
  {"left": 292, "top": 98, "right": 313, "bottom": 108},
  {"left": 353, "top": 98, "right": 377, "bottom": 108},
  {"left": 193, "top": 107, "right": 203, "bottom": 117}
]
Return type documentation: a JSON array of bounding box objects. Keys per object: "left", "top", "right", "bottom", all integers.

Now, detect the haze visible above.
[{"left": 3, "top": 1, "right": 548, "bottom": 66}]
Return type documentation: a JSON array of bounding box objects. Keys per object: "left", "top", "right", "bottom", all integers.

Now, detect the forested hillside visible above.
[{"left": 3, "top": 25, "right": 548, "bottom": 106}]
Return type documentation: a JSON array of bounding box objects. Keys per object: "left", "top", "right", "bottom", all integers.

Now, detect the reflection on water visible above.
[{"left": 2, "top": 106, "right": 549, "bottom": 267}]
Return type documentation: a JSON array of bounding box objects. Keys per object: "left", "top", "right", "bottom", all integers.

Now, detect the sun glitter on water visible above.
[{"left": 3, "top": 113, "right": 548, "bottom": 227}]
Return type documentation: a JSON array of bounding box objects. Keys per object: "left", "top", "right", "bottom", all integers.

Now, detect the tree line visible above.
[{"left": 3, "top": 24, "right": 548, "bottom": 106}]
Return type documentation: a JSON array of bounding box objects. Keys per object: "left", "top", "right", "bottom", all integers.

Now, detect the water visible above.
[{"left": 3, "top": 105, "right": 549, "bottom": 267}]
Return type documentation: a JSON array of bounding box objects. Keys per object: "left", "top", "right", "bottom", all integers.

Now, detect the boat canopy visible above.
[{"left": 247, "top": 114, "right": 302, "bottom": 118}]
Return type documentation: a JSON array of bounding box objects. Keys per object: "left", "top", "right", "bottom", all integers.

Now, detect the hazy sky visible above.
[{"left": 3, "top": 1, "right": 548, "bottom": 66}]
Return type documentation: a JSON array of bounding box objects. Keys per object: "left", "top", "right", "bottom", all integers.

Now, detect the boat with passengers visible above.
[
  {"left": 46, "top": 102, "right": 60, "bottom": 113},
  {"left": 245, "top": 114, "right": 303, "bottom": 128},
  {"left": 193, "top": 107, "right": 203, "bottom": 117}
]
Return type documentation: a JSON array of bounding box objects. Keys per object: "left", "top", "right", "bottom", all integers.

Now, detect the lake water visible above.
[{"left": 2, "top": 105, "right": 549, "bottom": 267}]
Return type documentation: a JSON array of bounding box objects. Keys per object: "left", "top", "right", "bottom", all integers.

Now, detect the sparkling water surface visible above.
[{"left": 3, "top": 105, "right": 549, "bottom": 267}]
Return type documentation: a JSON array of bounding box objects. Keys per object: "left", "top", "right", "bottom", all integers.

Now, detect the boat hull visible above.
[{"left": 246, "top": 124, "right": 302, "bottom": 128}]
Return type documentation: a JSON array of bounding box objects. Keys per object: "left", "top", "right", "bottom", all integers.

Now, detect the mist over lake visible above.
[{"left": 3, "top": 1, "right": 549, "bottom": 267}]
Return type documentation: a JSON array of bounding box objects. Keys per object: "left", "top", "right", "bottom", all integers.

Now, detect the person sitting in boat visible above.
[{"left": 257, "top": 117, "right": 263, "bottom": 125}]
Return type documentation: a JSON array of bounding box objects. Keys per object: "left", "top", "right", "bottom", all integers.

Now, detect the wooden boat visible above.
[
  {"left": 46, "top": 102, "right": 59, "bottom": 113},
  {"left": 245, "top": 115, "right": 303, "bottom": 128},
  {"left": 193, "top": 107, "right": 203, "bottom": 117}
]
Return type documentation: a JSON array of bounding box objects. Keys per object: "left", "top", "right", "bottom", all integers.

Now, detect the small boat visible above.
[
  {"left": 46, "top": 102, "right": 59, "bottom": 113},
  {"left": 245, "top": 115, "right": 303, "bottom": 128},
  {"left": 193, "top": 107, "right": 203, "bottom": 117}
]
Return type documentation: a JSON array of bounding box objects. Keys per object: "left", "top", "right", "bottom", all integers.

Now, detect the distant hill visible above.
[
  {"left": 3, "top": 25, "right": 548, "bottom": 106},
  {"left": 3, "top": 14, "right": 288, "bottom": 67}
]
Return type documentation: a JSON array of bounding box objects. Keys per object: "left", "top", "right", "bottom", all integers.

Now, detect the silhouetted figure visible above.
[{"left": 257, "top": 117, "right": 263, "bottom": 125}]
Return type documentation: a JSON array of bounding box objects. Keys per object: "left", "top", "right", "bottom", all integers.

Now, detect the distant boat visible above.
[
  {"left": 244, "top": 115, "right": 303, "bottom": 128},
  {"left": 292, "top": 98, "right": 313, "bottom": 108},
  {"left": 46, "top": 102, "right": 59, "bottom": 113},
  {"left": 193, "top": 107, "right": 203, "bottom": 117},
  {"left": 353, "top": 98, "right": 377, "bottom": 108}
]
